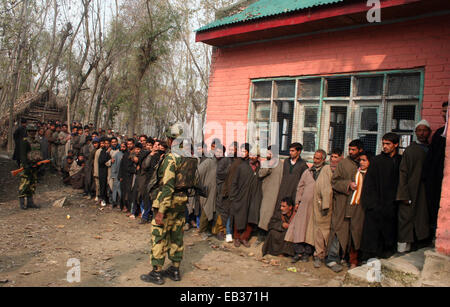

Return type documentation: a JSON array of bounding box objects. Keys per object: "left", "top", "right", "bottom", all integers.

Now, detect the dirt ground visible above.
[{"left": 0, "top": 153, "right": 347, "bottom": 287}]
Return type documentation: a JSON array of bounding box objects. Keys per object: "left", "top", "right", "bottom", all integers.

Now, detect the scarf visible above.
[
  {"left": 310, "top": 163, "right": 324, "bottom": 180},
  {"left": 350, "top": 168, "right": 366, "bottom": 206}
]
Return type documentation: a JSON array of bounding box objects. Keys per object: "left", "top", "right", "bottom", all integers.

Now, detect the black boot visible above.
[
  {"left": 162, "top": 265, "right": 181, "bottom": 281},
  {"left": 140, "top": 269, "right": 165, "bottom": 285},
  {"left": 27, "top": 196, "right": 40, "bottom": 209},
  {"left": 19, "top": 197, "right": 27, "bottom": 210}
]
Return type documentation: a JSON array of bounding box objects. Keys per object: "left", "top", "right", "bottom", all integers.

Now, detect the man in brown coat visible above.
[
  {"left": 306, "top": 148, "right": 343, "bottom": 268},
  {"left": 326, "top": 139, "right": 364, "bottom": 273},
  {"left": 256, "top": 145, "right": 283, "bottom": 244},
  {"left": 396, "top": 120, "right": 431, "bottom": 253},
  {"left": 285, "top": 149, "right": 326, "bottom": 263}
]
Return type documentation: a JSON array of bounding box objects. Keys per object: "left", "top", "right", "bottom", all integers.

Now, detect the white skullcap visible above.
[{"left": 415, "top": 119, "right": 431, "bottom": 129}]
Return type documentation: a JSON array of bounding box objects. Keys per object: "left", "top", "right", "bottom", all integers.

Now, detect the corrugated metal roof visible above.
[{"left": 196, "top": 0, "right": 344, "bottom": 32}]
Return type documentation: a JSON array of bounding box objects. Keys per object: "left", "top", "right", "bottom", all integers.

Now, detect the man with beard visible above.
[
  {"left": 119, "top": 139, "right": 136, "bottom": 212},
  {"left": 256, "top": 145, "right": 284, "bottom": 245},
  {"left": 139, "top": 138, "right": 163, "bottom": 224},
  {"left": 216, "top": 142, "right": 240, "bottom": 243},
  {"left": 45, "top": 122, "right": 57, "bottom": 170},
  {"left": 198, "top": 142, "right": 219, "bottom": 238},
  {"left": 111, "top": 142, "right": 126, "bottom": 208},
  {"left": 98, "top": 138, "right": 112, "bottom": 207},
  {"left": 307, "top": 148, "right": 343, "bottom": 268},
  {"left": 286, "top": 149, "right": 327, "bottom": 263},
  {"left": 269, "top": 143, "right": 308, "bottom": 247},
  {"left": 69, "top": 154, "right": 85, "bottom": 189},
  {"left": 396, "top": 120, "right": 431, "bottom": 253},
  {"left": 106, "top": 137, "right": 121, "bottom": 208},
  {"left": 85, "top": 138, "right": 99, "bottom": 199},
  {"left": 262, "top": 197, "right": 296, "bottom": 256},
  {"left": 134, "top": 139, "right": 152, "bottom": 221},
  {"left": 230, "top": 143, "right": 262, "bottom": 248},
  {"left": 360, "top": 133, "right": 402, "bottom": 261},
  {"left": 57, "top": 124, "right": 70, "bottom": 170},
  {"left": 326, "top": 140, "right": 364, "bottom": 273},
  {"left": 423, "top": 101, "right": 448, "bottom": 239},
  {"left": 13, "top": 119, "right": 28, "bottom": 167}
]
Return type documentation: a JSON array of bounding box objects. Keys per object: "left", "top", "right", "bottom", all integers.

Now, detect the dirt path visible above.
[{"left": 0, "top": 154, "right": 346, "bottom": 287}]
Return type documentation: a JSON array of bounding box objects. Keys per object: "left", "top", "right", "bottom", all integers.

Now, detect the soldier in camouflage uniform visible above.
[
  {"left": 18, "top": 124, "right": 42, "bottom": 210},
  {"left": 140, "top": 124, "right": 193, "bottom": 285}
]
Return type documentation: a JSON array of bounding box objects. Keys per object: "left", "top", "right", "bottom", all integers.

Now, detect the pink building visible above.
[{"left": 196, "top": 0, "right": 450, "bottom": 255}]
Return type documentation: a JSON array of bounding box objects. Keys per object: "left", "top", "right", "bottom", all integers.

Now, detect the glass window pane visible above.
[
  {"left": 299, "top": 79, "right": 321, "bottom": 97},
  {"left": 359, "top": 134, "right": 378, "bottom": 154},
  {"left": 360, "top": 108, "right": 378, "bottom": 132},
  {"left": 255, "top": 102, "right": 270, "bottom": 121},
  {"left": 357, "top": 76, "right": 383, "bottom": 96},
  {"left": 328, "top": 106, "right": 347, "bottom": 153},
  {"left": 281, "top": 135, "right": 288, "bottom": 152},
  {"left": 276, "top": 80, "right": 295, "bottom": 98},
  {"left": 388, "top": 73, "right": 420, "bottom": 96},
  {"left": 253, "top": 81, "right": 272, "bottom": 98},
  {"left": 257, "top": 123, "right": 269, "bottom": 149},
  {"left": 280, "top": 101, "right": 292, "bottom": 114},
  {"left": 304, "top": 107, "right": 318, "bottom": 128},
  {"left": 327, "top": 77, "right": 351, "bottom": 97},
  {"left": 392, "top": 105, "right": 416, "bottom": 131},
  {"left": 303, "top": 132, "right": 316, "bottom": 152}
]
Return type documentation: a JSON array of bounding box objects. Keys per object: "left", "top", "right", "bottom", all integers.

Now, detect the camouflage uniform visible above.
[
  {"left": 18, "top": 127, "right": 42, "bottom": 199},
  {"left": 151, "top": 150, "right": 188, "bottom": 267}
]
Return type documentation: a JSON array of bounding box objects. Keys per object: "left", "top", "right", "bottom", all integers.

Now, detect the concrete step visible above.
[
  {"left": 420, "top": 250, "right": 450, "bottom": 287},
  {"left": 344, "top": 248, "right": 432, "bottom": 287}
]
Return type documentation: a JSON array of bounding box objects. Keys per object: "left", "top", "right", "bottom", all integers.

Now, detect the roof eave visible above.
[{"left": 196, "top": 0, "right": 423, "bottom": 47}]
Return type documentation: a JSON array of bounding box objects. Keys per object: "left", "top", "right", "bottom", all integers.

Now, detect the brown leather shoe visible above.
[{"left": 234, "top": 239, "right": 241, "bottom": 247}]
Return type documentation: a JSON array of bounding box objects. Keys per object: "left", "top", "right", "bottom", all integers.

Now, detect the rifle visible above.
[{"left": 11, "top": 159, "right": 52, "bottom": 176}]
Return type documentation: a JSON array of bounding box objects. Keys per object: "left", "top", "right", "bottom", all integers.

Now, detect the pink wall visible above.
[
  {"left": 205, "top": 15, "right": 450, "bottom": 142},
  {"left": 204, "top": 14, "right": 450, "bottom": 254},
  {"left": 436, "top": 106, "right": 450, "bottom": 255}
]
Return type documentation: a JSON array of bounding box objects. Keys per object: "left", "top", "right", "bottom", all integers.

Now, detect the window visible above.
[
  {"left": 357, "top": 76, "right": 383, "bottom": 96},
  {"left": 254, "top": 102, "right": 271, "bottom": 148},
  {"left": 326, "top": 77, "right": 351, "bottom": 97},
  {"left": 302, "top": 106, "right": 319, "bottom": 152},
  {"left": 277, "top": 101, "right": 294, "bottom": 155},
  {"left": 275, "top": 80, "right": 295, "bottom": 98},
  {"left": 358, "top": 107, "right": 379, "bottom": 154},
  {"left": 328, "top": 106, "right": 347, "bottom": 153},
  {"left": 249, "top": 69, "right": 422, "bottom": 158},
  {"left": 388, "top": 73, "right": 420, "bottom": 96},
  {"left": 298, "top": 79, "right": 321, "bottom": 98},
  {"left": 390, "top": 104, "right": 417, "bottom": 153}
]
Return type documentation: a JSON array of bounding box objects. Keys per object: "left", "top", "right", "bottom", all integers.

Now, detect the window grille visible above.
[
  {"left": 253, "top": 81, "right": 272, "bottom": 99},
  {"left": 275, "top": 80, "right": 295, "bottom": 98},
  {"left": 388, "top": 73, "right": 420, "bottom": 96},
  {"left": 357, "top": 76, "right": 383, "bottom": 96},
  {"left": 298, "top": 79, "right": 321, "bottom": 97},
  {"left": 277, "top": 101, "right": 294, "bottom": 155},
  {"left": 327, "top": 77, "right": 351, "bottom": 97},
  {"left": 328, "top": 106, "right": 347, "bottom": 153}
]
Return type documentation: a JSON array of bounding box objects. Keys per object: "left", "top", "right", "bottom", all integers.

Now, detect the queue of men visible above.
[
  {"left": 13, "top": 120, "right": 170, "bottom": 224},
  {"left": 183, "top": 101, "right": 448, "bottom": 274},
  {"left": 12, "top": 100, "right": 447, "bottom": 278}
]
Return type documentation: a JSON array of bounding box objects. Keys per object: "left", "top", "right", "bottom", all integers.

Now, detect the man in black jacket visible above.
[
  {"left": 98, "top": 138, "right": 111, "bottom": 207},
  {"left": 119, "top": 138, "right": 136, "bottom": 212}
]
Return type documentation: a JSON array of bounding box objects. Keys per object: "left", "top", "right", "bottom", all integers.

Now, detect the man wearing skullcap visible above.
[{"left": 396, "top": 119, "right": 432, "bottom": 253}]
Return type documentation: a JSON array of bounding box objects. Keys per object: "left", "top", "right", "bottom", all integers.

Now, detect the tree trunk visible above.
[
  {"left": 7, "top": 0, "right": 28, "bottom": 152},
  {"left": 93, "top": 74, "right": 109, "bottom": 129}
]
